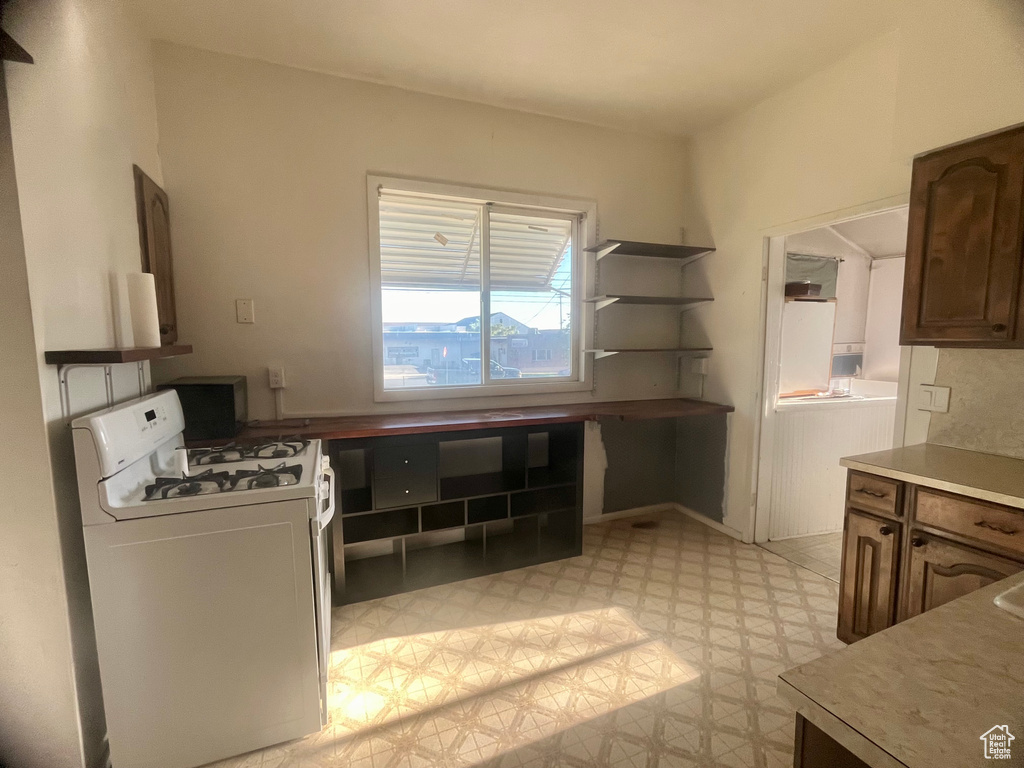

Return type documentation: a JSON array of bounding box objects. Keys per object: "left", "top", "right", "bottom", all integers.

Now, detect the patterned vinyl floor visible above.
[{"left": 209, "top": 510, "right": 844, "bottom": 768}]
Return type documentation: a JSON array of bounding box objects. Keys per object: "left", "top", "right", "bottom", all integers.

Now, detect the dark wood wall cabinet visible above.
[
  {"left": 329, "top": 423, "right": 584, "bottom": 605},
  {"left": 837, "top": 469, "right": 1024, "bottom": 643},
  {"left": 133, "top": 165, "right": 179, "bottom": 345},
  {"left": 902, "top": 124, "right": 1024, "bottom": 347}
]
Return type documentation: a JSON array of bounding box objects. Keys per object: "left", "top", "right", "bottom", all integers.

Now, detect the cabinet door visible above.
[
  {"left": 838, "top": 510, "right": 901, "bottom": 644},
  {"left": 133, "top": 165, "right": 178, "bottom": 344},
  {"left": 901, "top": 534, "right": 1022, "bottom": 621},
  {"left": 901, "top": 126, "right": 1024, "bottom": 346}
]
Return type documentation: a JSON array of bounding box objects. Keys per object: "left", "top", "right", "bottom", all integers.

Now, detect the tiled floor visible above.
[
  {"left": 210, "top": 510, "right": 843, "bottom": 768},
  {"left": 759, "top": 533, "right": 843, "bottom": 583}
]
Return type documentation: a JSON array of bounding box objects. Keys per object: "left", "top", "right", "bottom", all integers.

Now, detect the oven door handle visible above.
[{"left": 317, "top": 465, "right": 336, "bottom": 529}]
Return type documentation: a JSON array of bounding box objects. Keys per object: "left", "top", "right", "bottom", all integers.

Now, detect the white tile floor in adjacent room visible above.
[
  {"left": 759, "top": 532, "right": 843, "bottom": 583},
  {"left": 210, "top": 510, "right": 844, "bottom": 768}
]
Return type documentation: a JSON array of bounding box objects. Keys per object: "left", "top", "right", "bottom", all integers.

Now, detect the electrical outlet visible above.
[
  {"left": 268, "top": 366, "right": 286, "bottom": 389},
  {"left": 236, "top": 299, "right": 255, "bottom": 324}
]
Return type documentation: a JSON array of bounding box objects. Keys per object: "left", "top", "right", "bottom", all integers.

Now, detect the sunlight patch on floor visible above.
[{"left": 321, "top": 608, "right": 700, "bottom": 763}]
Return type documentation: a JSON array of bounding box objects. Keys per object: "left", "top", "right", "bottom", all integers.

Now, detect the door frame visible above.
[{"left": 751, "top": 194, "right": 910, "bottom": 544}]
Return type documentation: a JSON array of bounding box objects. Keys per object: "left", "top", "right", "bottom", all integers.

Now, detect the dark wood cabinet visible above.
[
  {"left": 837, "top": 510, "right": 900, "bottom": 644},
  {"left": 902, "top": 125, "right": 1024, "bottom": 347},
  {"left": 133, "top": 165, "right": 179, "bottom": 345},
  {"left": 901, "top": 533, "right": 1020, "bottom": 621},
  {"left": 838, "top": 470, "right": 1024, "bottom": 643}
]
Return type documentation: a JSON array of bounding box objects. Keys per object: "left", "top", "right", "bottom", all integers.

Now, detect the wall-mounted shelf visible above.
[
  {"left": 44, "top": 344, "right": 193, "bottom": 365},
  {"left": 585, "top": 347, "right": 713, "bottom": 360},
  {"left": 584, "top": 295, "right": 713, "bottom": 311},
  {"left": 45, "top": 344, "right": 193, "bottom": 421},
  {"left": 584, "top": 239, "right": 715, "bottom": 266}
]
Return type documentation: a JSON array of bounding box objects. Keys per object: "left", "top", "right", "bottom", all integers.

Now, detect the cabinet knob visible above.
[
  {"left": 879, "top": 525, "right": 893, "bottom": 536},
  {"left": 911, "top": 536, "right": 926, "bottom": 547},
  {"left": 993, "top": 323, "right": 1008, "bottom": 333}
]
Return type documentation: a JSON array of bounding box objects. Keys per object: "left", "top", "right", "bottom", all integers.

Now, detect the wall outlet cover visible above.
[
  {"left": 268, "top": 366, "right": 286, "bottom": 389},
  {"left": 236, "top": 299, "right": 255, "bottom": 324}
]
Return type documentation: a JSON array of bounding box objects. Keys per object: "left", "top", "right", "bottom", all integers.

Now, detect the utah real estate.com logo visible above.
[{"left": 980, "top": 725, "right": 1014, "bottom": 760}]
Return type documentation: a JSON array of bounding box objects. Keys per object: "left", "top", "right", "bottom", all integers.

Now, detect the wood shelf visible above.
[
  {"left": 585, "top": 295, "right": 713, "bottom": 310},
  {"left": 584, "top": 239, "right": 715, "bottom": 265},
  {"left": 585, "top": 347, "right": 713, "bottom": 360},
  {"left": 44, "top": 344, "right": 193, "bottom": 366}
]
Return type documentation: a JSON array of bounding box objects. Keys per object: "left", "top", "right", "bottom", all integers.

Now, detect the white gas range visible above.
[{"left": 73, "top": 390, "right": 333, "bottom": 768}]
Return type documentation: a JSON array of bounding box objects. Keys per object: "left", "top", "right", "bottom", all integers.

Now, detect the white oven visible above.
[{"left": 73, "top": 391, "right": 333, "bottom": 768}]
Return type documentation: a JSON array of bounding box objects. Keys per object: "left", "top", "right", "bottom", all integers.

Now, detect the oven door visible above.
[{"left": 310, "top": 463, "right": 334, "bottom": 724}]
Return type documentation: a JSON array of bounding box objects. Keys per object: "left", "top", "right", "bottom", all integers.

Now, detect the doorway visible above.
[{"left": 755, "top": 206, "right": 909, "bottom": 580}]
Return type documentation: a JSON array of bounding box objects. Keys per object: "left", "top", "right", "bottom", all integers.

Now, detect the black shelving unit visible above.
[{"left": 328, "top": 423, "right": 584, "bottom": 605}]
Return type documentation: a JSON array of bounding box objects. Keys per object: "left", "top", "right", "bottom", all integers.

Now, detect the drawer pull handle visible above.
[
  {"left": 855, "top": 487, "right": 888, "bottom": 498},
  {"left": 992, "top": 323, "right": 1008, "bottom": 333},
  {"left": 974, "top": 520, "right": 1018, "bottom": 536},
  {"left": 879, "top": 525, "right": 893, "bottom": 536},
  {"left": 911, "top": 536, "right": 926, "bottom": 547}
]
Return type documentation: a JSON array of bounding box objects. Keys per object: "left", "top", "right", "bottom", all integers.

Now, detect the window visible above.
[{"left": 369, "top": 177, "right": 594, "bottom": 400}]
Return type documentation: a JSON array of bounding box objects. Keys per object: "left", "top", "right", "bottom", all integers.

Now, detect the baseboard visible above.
[
  {"left": 585, "top": 503, "right": 747, "bottom": 543},
  {"left": 673, "top": 504, "right": 745, "bottom": 541},
  {"left": 584, "top": 503, "right": 676, "bottom": 525}
]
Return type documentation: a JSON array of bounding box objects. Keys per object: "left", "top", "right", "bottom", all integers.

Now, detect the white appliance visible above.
[
  {"left": 779, "top": 298, "right": 837, "bottom": 396},
  {"left": 73, "top": 391, "right": 334, "bottom": 768}
]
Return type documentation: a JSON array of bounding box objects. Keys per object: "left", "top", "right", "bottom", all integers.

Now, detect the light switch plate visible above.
[
  {"left": 235, "top": 299, "right": 255, "bottom": 324},
  {"left": 918, "top": 384, "right": 950, "bottom": 413}
]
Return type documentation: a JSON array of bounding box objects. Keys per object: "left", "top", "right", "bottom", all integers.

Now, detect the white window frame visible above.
[{"left": 368, "top": 175, "right": 596, "bottom": 403}]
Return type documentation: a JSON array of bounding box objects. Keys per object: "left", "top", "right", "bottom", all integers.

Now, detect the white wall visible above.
[
  {"left": 3, "top": 0, "right": 165, "bottom": 765},
  {"left": 691, "top": 0, "right": 1024, "bottom": 537},
  {"left": 862, "top": 258, "right": 904, "bottom": 381},
  {"left": 149, "top": 43, "right": 703, "bottom": 420}
]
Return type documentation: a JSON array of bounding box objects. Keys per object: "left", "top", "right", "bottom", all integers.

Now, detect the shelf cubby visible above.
[
  {"left": 468, "top": 494, "right": 509, "bottom": 524},
  {"left": 341, "top": 507, "right": 418, "bottom": 544},
  {"left": 421, "top": 501, "right": 466, "bottom": 532}
]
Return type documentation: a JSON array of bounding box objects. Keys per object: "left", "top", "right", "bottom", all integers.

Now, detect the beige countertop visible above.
[
  {"left": 840, "top": 443, "right": 1024, "bottom": 511},
  {"left": 779, "top": 571, "right": 1024, "bottom": 768}
]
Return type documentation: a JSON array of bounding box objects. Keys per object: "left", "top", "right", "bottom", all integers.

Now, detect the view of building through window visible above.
[{"left": 378, "top": 190, "right": 577, "bottom": 391}]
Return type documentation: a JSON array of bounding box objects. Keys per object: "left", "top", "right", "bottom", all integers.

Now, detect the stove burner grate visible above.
[
  {"left": 144, "top": 469, "right": 231, "bottom": 500},
  {"left": 189, "top": 439, "right": 310, "bottom": 465},
  {"left": 228, "top": 462, "right": 303, "bottom": 490}
]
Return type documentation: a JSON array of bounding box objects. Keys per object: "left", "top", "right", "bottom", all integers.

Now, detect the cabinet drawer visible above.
[
  {"left": 846, "top": 471, "right": 901, "bottom": 517},
  {"left": 374, "top": 472, "right": 436, "bottom": 509},
  {"left": 914, "top": 488, "right": 1024, "bottom": 558},
  {"left": 373, "top": 444, "right": 438, "bottom": 509},
  {"left": 374, "top": 444, "right": 437, "bottom": 478}
]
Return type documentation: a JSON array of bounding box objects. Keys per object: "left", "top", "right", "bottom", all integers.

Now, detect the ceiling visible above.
[
  {"left": 788, "top": 208, "right": 909, "bottom": 260},
  {"left": 126, "top": 0, "right": 897, "bottom": 136}
]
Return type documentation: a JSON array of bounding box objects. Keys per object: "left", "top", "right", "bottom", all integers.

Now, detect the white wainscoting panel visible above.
[{"left": 769, "top": 401, "right": 895, "bottom": 539}]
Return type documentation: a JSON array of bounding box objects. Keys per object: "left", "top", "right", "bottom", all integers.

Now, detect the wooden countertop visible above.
[{"left": 205, "top": 398, "right": 732, "bottom": 443}]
